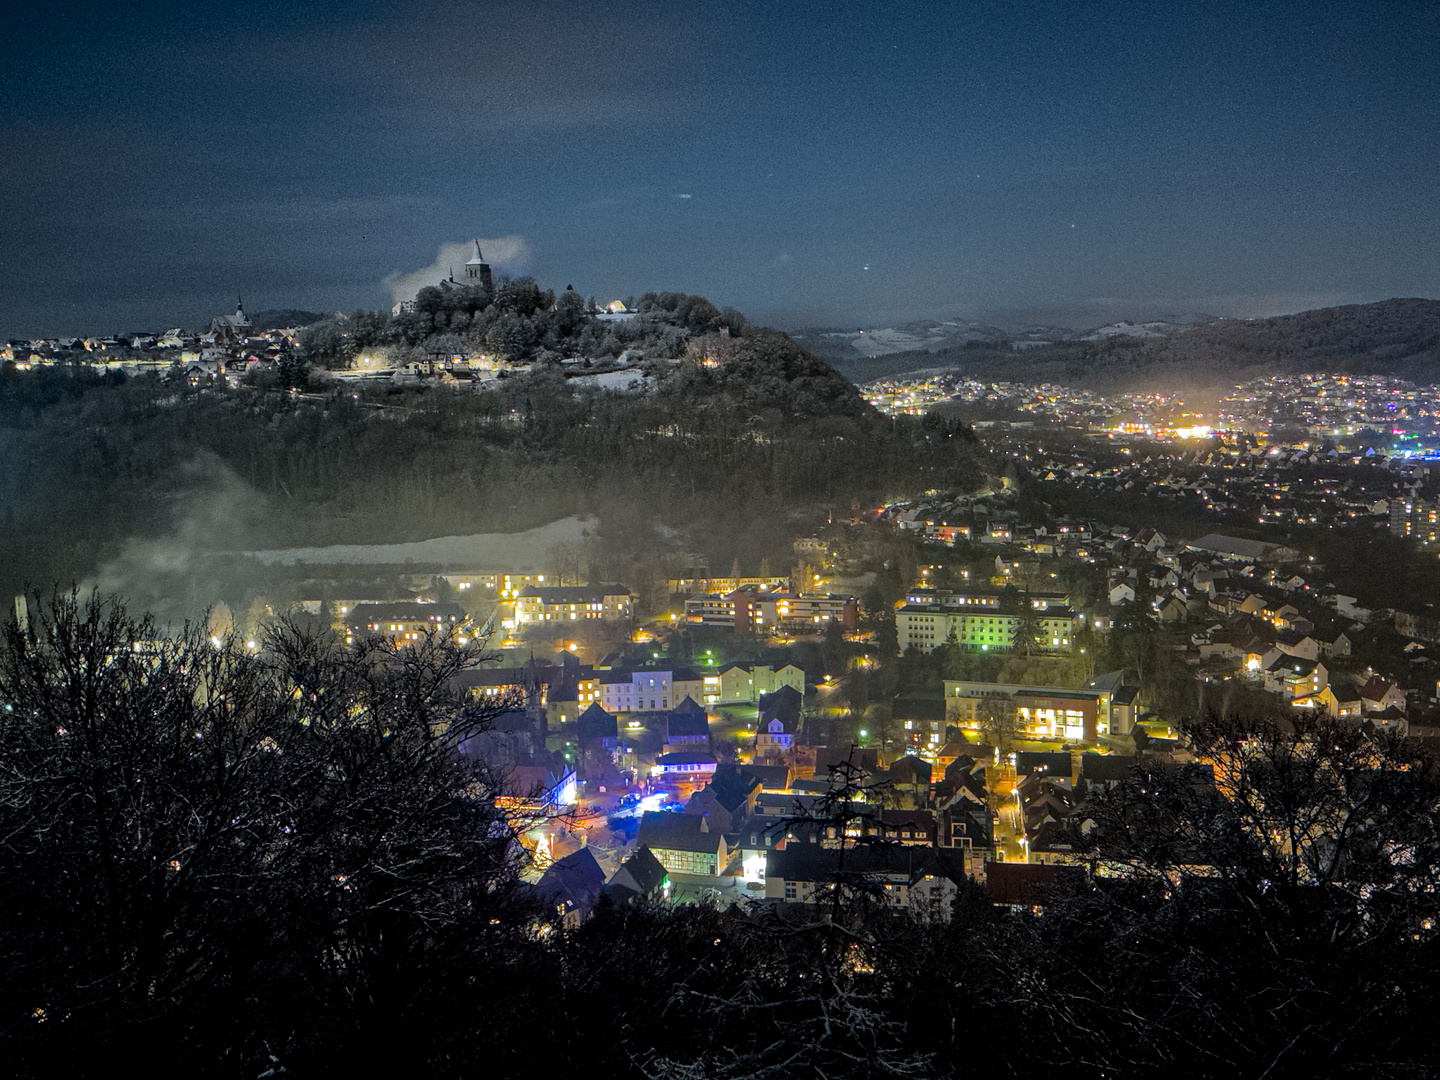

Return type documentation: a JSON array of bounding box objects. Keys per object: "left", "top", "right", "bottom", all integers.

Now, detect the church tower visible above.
[{"left": 464, "top": 240, "right": 494, "bottom": 294}]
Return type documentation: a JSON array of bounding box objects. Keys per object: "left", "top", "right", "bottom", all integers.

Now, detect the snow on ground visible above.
[
  {"left": 850, "top": 328, "right": 931, "bottom": 356},
  {"left": 242, "top": 516, "right": 591, "bottom": 566},
  {"left": 568, "top": 369, "right": 647, "bottom": 391},
  {"left": 1080, "top": 321, "right": 1180, "bottom": 340}
]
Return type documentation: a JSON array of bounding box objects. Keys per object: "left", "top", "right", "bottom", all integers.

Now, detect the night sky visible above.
[{"left": 3, "top": 0, "right": 1437, "bottom": 337}]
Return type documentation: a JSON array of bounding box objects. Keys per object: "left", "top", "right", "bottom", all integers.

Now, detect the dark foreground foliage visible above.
[{"left": 3, "top": 595, "right": 1440, "bottom": 1079}]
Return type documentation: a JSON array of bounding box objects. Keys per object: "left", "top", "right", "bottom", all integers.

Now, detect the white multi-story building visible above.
[
  {"left": 514, "top": 584, "right": 633, "bottom": 626},
  {"left": 896, "top": 601, "right": 1080, "bottom": 654},
  {"left": 599, "top": 667, "right": 703, "bottom": 713}
]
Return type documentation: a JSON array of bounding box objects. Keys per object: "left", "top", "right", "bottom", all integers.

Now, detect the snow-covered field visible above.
[
  {"left": 569, "top": 369, "right": 647, "bottom": 391},
  {"left": 833, "top": 320, "right": 1013, "bottom": 357},
  {"left": 243, "top": 515, "right": 591, "bottom": 566},
  {"left": 1079, "top": 320, "right": 1187, "bottom": 341}
]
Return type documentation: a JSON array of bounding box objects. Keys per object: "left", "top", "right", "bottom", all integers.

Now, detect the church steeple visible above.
[{"left": 464, "top": 238, "right": 494, "bottom": 294}]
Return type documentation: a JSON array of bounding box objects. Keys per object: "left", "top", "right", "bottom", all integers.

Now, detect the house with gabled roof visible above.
[
  {"left": 663, "top": 696, "right": 711, "bottom": 752},
  {"left": 814, "top": 746, "right": 886, "bottom": 786},
  {"left": 1315, "top": 628, "right": 1354, "bottom": 659},
  {"left": 764, "top": 844, "right": 970, "bottom": 921},
  {"left": 1330, "top": 683, "right": 1363, "bottom": 718},
  {"left": 1158, "top": 594, "right": 1189, "bottom": 623},
  {"left": 937, "top": 783, "right": 995, "bottom": 873},
  {"left": 603, "top": 845, "right": 670, "bottom": 903},
  {"left": 1078, "top": 752, "right": 1137, "bottom": 793},
  {"left": 936, "top": 736, "right": 996, "bottom": 771},
  {"left": 1263, "top": 655, "right": 1327, "bottom": 699},
  {"left": 683, "top": 785, "right": 739, "bottom": 834},
  {"left": 1028, "top": 817, "right": 1086, "bottom": 864},
  {"left": 706, "top": 763, "right": 765, "bottom": 817},
  {"left": 717, "top": 662, "right": 805, "bottom": 704},
  {"left": 755, "top": 684, "right": 804, "bottom": 764},
  {"left": 1359, "top": 675, "right": 1406, "bottom": 715},
  {"left": 637, "top": 810, "right": 730, "bottom": 876},
  {"left": 1274, "top": 629, "right": 1319, "bottom": 661},
  {"left": 1135, "top": 528, "right": 1168, "bottom": 552},
  {"left": 887, "top": 753, "right": 933, "bottom": 809},
  {"left": 1291, "top": 684, "right": 1343, "bottom": 717},
  {"left": 935, "top": 753, "right": 988, "bottom": 805},
  {"left": 575, "top": 702, "right": 619, "bottom": 780},
  {"left": 535, "top": 846, "right": 607, "bottom": 924}
]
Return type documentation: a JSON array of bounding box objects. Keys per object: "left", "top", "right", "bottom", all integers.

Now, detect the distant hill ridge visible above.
[
  {"left": 250, "top": 309, "right": 327, "bottom": 331},
  {"left": 810, "top": 298, "right": 1440, "bottom": 388}
]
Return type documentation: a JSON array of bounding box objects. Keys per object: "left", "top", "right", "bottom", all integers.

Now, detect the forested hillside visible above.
[
  {"left": 826, "top": 298, "right": 1440, "bottom": 388},
  {"left": 0, "top": 328, "right": 982, "bottom": 603}
]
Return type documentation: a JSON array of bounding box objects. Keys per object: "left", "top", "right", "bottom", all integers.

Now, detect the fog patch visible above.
[
  {"left": 383, "top": 236, "right": 531, "bottom": 305},
  {"left": 87, "top": 459, "right": 271, "bottom": 627}
]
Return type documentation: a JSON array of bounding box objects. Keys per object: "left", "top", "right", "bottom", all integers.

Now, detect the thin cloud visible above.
[{"left": 383, "top": 236, "right": 530, "bottom": 304}]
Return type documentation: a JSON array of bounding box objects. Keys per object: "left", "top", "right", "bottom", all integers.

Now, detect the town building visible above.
[
  {"left": 944, "top": 674, "right": 1137, "bottom": 741},
  {"left": 534, "top": 847, "right": 606, "bottom": 925},
  {"left": 603, "top": 846, "right": 670, "bottom": 903},
  {"left": 344, "top": 601, "right": 468, "bottom": 644},
  {"left": 650, "top": 750, "right": 719, "bottom": 784},
  {"left": 753, "top": 685, "right": 804, "bottom": 764},
  {"left": 716, "top": 662, "right": 805, "bottom": 704},
  {"left": 513, "top": 583, "right": 633, "bottom": 626},
  {"left": 667, "top": 573, "right": 790, "bottom": 595},
  {"left": 208, "top": 298, "right": 252, "bottom": 342},
  {"left": 662, "top": 697, "right": 711, "bottom": 753},
  {"left": 763, "top": 844, "right": 970, "bottom": 920},
  {"left": 1390, "top": 498, "right": 1440, "bottom": 544},
  {"left": 451, "top": 656, "right": 600, "bottom": 734},
  {"left": 896, "top": 600, "right": 1079, "bottom": 654},
  {"left": 599, "top": 666, "right": 704, "bottom": 713},
  {"left": 683, "top": 586, "right": 857, "bottom": 633},
  {"left": 636, "top": 810, "right": 729, "bottom": 876}
]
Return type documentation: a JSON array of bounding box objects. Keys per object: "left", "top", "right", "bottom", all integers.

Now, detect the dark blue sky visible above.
[{"left": 2, "top": 0, "right": 1437, "bottom": 336}]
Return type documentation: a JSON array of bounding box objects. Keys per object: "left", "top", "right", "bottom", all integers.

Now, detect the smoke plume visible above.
[{"left": 86, "top": 460, "right": 272, "bottom": 628}]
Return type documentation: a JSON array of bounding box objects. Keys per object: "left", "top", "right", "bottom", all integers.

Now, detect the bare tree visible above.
[
  {"left": 0, "top": 590, "right": 521, "bottom": 1074},
  {"left": 975, "top": 693, "right": 1023, "bottom": 753}
]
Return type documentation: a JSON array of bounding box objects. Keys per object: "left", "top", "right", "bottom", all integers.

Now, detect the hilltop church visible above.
[
  {"left": 462, "top": 239, "right": 493, "bottom": 293},
  {"left": 208, "top": 299, "right": 252, "bottom": 343},
  {"left": 392, "top": 239, "right": 493, "bottom": 315}
]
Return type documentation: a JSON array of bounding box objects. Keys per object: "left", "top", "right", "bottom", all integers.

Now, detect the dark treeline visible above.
[
  {"left": 0, "top": 330, "right": 984, "bottom": 602},
  {"left": 4, "top": 593, "right": 1440, "bottom": 1078}
]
